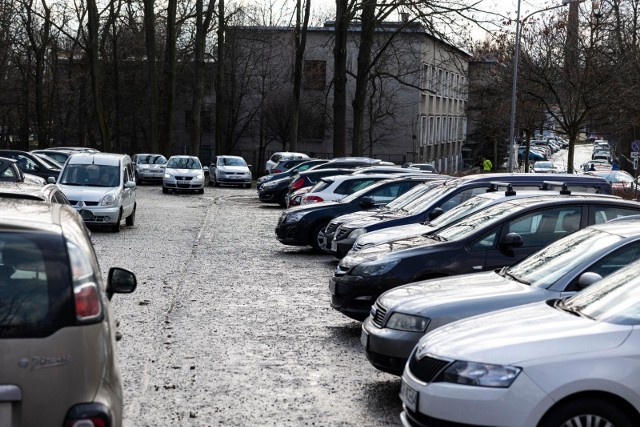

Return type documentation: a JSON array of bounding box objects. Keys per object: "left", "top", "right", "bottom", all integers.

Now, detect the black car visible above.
[
  {"left": 271, "top": 158, "right": 320, "bottom": 174},
  {"left": 329, "top": 194, "right": 640, "bottom": 320},
  {"left": 329, "top": 173, "right": 614, "bottom": 258},
  {"left": 0, "top": 149, "right": 61, "bottom": 182},
  {"left": 256, "top": 159, "right": 329, "bottom": 191},
  {"left": 275, "top": 175, "right": 440, "bottom": 253},
  {"left": 259, "top": 168, "right": 353, "bottom": 207}
]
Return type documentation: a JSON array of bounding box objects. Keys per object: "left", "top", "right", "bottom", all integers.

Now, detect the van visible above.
[{"left": 56, "top": 153, "right": 136, "bottom": 232}]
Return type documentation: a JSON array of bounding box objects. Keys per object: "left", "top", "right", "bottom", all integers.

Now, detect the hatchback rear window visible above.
[{"left": 0, "top": 232, "right": 74, "bottom": 338}]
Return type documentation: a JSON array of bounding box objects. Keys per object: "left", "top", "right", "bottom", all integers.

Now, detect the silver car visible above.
[
  {"left": 132, "top": 153, "right": 167, "bottom": 184},
  {"left": 0, "top": 199, "right": 136, "bottom": 426},
  {"left": 162, "top": 155, "right": 206, "bottom": 194},
  {"left": 362, "top": 218, "right": 640, "bottom": 375}
]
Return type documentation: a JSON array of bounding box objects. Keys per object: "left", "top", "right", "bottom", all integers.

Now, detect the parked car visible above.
[
  {"left": 132, "top": 153, "right": 167, "bottom": 184},
  {"left": 33, "top": 152, "right": 65, "bottom": 170},
  {"left": 265, "top": 152, "right": 309, "bottom": 175},
  {"left": 57, "top": 152, "right": 137, "bottom": 232},
  {"left": 531, "top": 161, "right": 558, "bottom": 173},
  {"left": 256, "top": 159, "right": 329, "bottom": 191},
  {"left": 258, "top": 168, "right": 352, "bottom": 207},
  {"left": 312, "top": 157, "right": 392, "bottom": 170},
  {"left": 0, "top": 181, "right": 70, "bottom": 204},
  {"left": 31, "top": 149, "right": 75, "bottom": 165},
  {"left": 329, "top": 194, "right": 640, "bottom": 320},
  {"left": 329, "top": 173, "right": 613, "bottom": 258},
  {"left": 46, "top": 146, "right": 100, "bottom": 153},
  {"left": 0, "top": 199, "right": 136, "bottom": 426},
  {"left": 588, "top": 169, "right": 635, "bottom": 192},
  {"left": 209, "top": 155, "right": 252, "bottom": 188},
  {"left": 276, "top": 175, "right": 438, "bottom": 253},
  {"left": 162, "top": 155, "right": 206, "bottom": 194},
  {"left": 0, "top": 149, "right": 61, "bottom": 182},
  {"left": 403, "top": 163, "right": 438, "bottom": 173},
  {"left": 271, "top": 158, "right": 318, "bottom": 174},
  {"left": 400, "top": 258, "right": 640, "bottom": 427},
  {"left": 0, "top": 157, "right": 29, "bottom": 183},
  {"left": 301, "top": 174, "right": 394, "bottom": 205},
  {"left": 363, "top": 217, "right": 640, "bottom": 375},
  {"left": 518, "top": 147, "right": 546, "bottom": 162}
]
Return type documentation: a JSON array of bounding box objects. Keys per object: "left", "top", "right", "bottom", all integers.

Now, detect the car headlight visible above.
[
  {"left": 196, "top": 173, "right": 204, "bottom": 180},
  {"left": 262, "top": 181, "right": 277, "bottom": 189},
  {"left": 164, "top": 173, "right": 173, "bottom": 179},
  {"left": 348, "top": 228, "right": 367, "bottom": 239},
  {"left": 386, "top": 313, "right": 430, "bottom": 332},
  {"left": 99, "top": 192, "right": 118, "bottom": 206},
  {"left": 441, "top": 361, "right": 521, "bottom": 388},
  {"left": 285, "top": 211, "right": 307, "bottom": 223},
  {"left": 351, "top": 259, "right": 400, "bottom": 277}
]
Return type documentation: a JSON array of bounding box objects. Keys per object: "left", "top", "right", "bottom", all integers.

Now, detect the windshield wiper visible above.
[
  {"left": 554, "top": 299, "right": 594, "bottom": 319},
  {"left": 428, "top": 234, "right": 447, "bottom": 242},
  {"left": 503, "top": 270, "right": 529, "bottom": 285}
]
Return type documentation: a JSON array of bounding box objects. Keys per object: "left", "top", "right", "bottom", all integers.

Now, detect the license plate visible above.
[
  {"left": 360, "top": 329, "right": 369, "bottom": 349},
  {"left": 331, "top": 240, "right": 337, "bottom": 251},
  {"left": 400, "top": 379, "right": 418, "bottom": 413}
]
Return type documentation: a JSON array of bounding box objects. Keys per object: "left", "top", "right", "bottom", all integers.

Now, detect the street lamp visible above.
[{"left": 507, "top": 0, "right": 581, "bottom": 172}]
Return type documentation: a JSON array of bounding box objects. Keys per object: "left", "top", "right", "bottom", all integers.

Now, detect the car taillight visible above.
[
  {"left": 290, "top": 178, "right": 304, "bottom": 191},
  {"left": 303, "top": 195, "right": 323, "bottom": 204},
  {"left": 74, "top": 283, "right": 102, "bottom": 321},
  {"left": 273, "top": 169, "right": 282, "bottom": 173}
]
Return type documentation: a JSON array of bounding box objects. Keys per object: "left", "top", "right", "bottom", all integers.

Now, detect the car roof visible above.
[
  {"left": 0, "top": 182, "right": 59, "bottom": 201},
  {"left": 589, "top": 218, "right": 640, "bottom": 237},
  {"left": 0, "top": 199, "right": 80, "bottom": 232},
  {"left": 66, "top": 152, "right": 128, "bottom": 166},
  {"left": 446, "top": 173, "right": 610, "bottom": 186}
]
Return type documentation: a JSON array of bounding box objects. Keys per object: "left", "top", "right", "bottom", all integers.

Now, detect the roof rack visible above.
[
  {"left": 486, "top": 182, "right": 516, "bottom": 196},
  {"left": 540, "top": 181, "right": 571, "bottom": 195}
]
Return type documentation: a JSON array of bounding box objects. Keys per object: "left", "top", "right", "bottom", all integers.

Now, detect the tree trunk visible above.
[
  {"left": 290, "top": 0, "right": 311, "bottom": 152},
  {"left": 87, "top": 0, "right": 111, "bottom": 149},
  {"left": 351, "top": 0, "right": 376, "bottom": 156},
  {"left": 162, "top": 0, "right": 178, "bottom": 156},
  {"left": 143, "top": 0, "right": 159, "bottom": 153},
  {"left": 215, "top": 0, "right": 225, "bottom": 155},
  {"left": 333, "top": 0, "right": 349, "bottom": 157}
]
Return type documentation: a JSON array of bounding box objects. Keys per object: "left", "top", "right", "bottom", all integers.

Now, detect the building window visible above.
[
  {"left": 420, "top": 115, "right": 428, "bottom": 147},
  {"left": 303, "top": 60, "right": 326, "bottom": 91}
]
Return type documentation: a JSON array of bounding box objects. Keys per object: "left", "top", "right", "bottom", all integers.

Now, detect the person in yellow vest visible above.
[{"left": 482, "top": 157, "right": 492, "bottom": 173}]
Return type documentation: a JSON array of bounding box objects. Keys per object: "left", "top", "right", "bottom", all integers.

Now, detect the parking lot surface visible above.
[{"left": 92, "top": 186, "right": 402, "bottom": 426}]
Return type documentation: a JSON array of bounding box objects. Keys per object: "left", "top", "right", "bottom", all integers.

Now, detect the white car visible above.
[
  {"left": 400, "top": 259, "right": 640, "bottom": 427},
  {"left": 209, "top": 155, "right": 252, "bottom": 188},
  {"left": 162, "top": 155, "right": 206, "bottom": 194},
  {"left": 265, "top": 152, "right": 309, "bottom": 175},
  {"left": 57, "top": 152, "right": 137, "bottom": 232},
  {"left": 301, "top": 174, "right": 391, "bottom": 205}
]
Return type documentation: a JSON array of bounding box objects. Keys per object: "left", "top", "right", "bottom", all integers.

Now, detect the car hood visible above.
[
  {"left": 332, "top": 209, "right": 386, "bottom": 226},
  {"left": 340, "top": 234, "right": 441, "bottom": 269},
  {"left": 345, "top": 211, "right": 405, "bottom": 229},
  {"left": 286, "top": 200, "right": 342, "bottom": 214},
  {"left": 165, "top": 168, "right": 202, "bottom": 176},
  {"left": 415, "top": 302, "right": 631, "bottom": 366},
  {"left": 354, "top": 223, "right": 432, "bottom": 250},
  {"left": 58, "top": 184, "right": 117, "bottom": 201},
  {"left": 218, "top": 166, "right": 249, "bottom": 173},
  {"left": 378, "top": 271, "right": 549, "bottom": 319}
]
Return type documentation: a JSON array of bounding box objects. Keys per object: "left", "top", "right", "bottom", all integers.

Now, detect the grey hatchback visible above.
[{"left": 0, "top": 200, "right": 137, "bottom": 426}]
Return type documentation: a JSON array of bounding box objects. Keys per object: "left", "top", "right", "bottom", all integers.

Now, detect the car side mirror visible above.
[
  {"left": 500, "top": 232, "right": 523, "bottom": 249},
  {"left": 360, "top": 196, "right": 376, "bottom": 208},
  {"left": 125, "top": 181, "right": 136, "bottom": 189},
  {"left": 47, "top": 176, "right": 56, "bottom": 184},
  {"left": 429, "top": 207, "right": 444, "bottom": 221},
  {"left": 106, "top": 267, "right": 137, "bottom": 300},
  {"left": 203, "top": 166, "right": 209, "bottom": 172},
  {"left": 576, "top": 272, "right": 603, "bottom": 290}
]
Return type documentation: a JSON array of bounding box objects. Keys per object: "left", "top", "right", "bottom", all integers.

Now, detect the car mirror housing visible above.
[
  {"left": 360, "top": 196, "right": 376, "bottom": 208},
  {"left": 429, "top": 207, "right": 444, "bottom": 221},
  {"left": 106, "top": 267, "right": 137, "bottom": 300},
  {"left": 500, "top": 232, "right": 523, "bottom": 249},
  {"left": 47, "top": 176, "right": 57, "bottom": 184},
  {"left": 576, "top": 272, "right": 603, "bottom": 290}
]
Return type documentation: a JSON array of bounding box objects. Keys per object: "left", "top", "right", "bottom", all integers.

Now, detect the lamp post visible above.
[{"left": 507, "top": 0, "right": 580, "bottom": 172}]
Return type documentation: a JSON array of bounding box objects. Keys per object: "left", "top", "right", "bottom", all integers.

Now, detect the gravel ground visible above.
[{"left": 91, "top": 185, "right": 403, "bottom": 426}]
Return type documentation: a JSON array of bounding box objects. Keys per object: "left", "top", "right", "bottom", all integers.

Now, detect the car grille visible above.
[
  {"left": 331, "top": 294, "right": 349, "bottom": 308},
  {"left": 371, "top": 303, "right": 387, "bottom": 328},
  {"left": 326, "top": 223, "right": 338, "bottom": 234},
  {"left": 69, "top": 200, "right": 99, "bottom": 206},
  {"left": 352, "top": 242, "right": 363, "bottom": 251},
  {"left": 364, "top": 348, "right": 406, "bottom": 375},
  {"left": 335, "top": 228, "right": 351, "bottom": 241},
  {"left": 407, "top": 354, "right": 451, "bottom": 383}
]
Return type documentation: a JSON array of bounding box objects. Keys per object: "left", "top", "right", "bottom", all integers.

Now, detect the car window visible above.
[
  {"left": 366, "top": 182, "right": 405, "bottom": 203},
  {"left": 0, "top": 233, "right": 74, "bottom": 338},
  {"left": 0, "top": 166, "right": 18, "bottom": 180},
  {"left": 336, "top": 179, "right": 377, "bottom": 195},
  {"left": 437, "top": 187, "right": 487, "bottom": 212},
  {"left": 507, "top": 206, "right": 582, "bottom": 247},
  {"left": 591, "top": 206, "right": 640, "bottom": 224},
  {"left": 470, "top": 229, "right": 498, "bottom": 250},
  {"left": 60, "top": 164, "right": 119, "bottom": 186}
]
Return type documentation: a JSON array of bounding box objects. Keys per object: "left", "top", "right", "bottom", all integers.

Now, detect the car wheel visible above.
[
  {"left": 111, "top": 211, "right": 122, "bottom": 233},
  {"left": 278, "top": 191, "right": 288, "bottom": 208},
  {"left": 213, "top": 175, "right": 219, "bottom": 187},
  {"left": 125, "top": 204, "right": 136, "bottom": 226},
  {"left": 540, "top": 398, "right": 634, "bottom": 427},
  {"left": 162, "top": 186, "right": 168, "bottom": 194},
  {"left": 135, "top": 173, "right": 141, "bottom": 185},
  {"left": 244, "top": 183, "right": 251, "bottom": 189},
  {"left": 310, "top": 221, "right": 331, "bottom": 254}
]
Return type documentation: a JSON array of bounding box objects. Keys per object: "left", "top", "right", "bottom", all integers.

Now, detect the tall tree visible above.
[
  {"left": 142, "top": 0, "right": 160, "bottom": 153},
  {"left": 290, "top": 0, "right": 311, "bottom": 151}
]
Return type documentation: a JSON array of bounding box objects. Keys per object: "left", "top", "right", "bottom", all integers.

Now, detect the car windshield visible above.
[
  {"left": 403, "top": 184, "right": 455, "bottom": 214},
  {"left": 534, "top": 162, "right": 554, "bottom": 169},
  {"left": 220, "top": 157, "right": 246, "bottom": 167},
  {"left": 138, "top": 154, "right": 167, "bottom": 165},
  {"left": 505, "top": 227, "right": 622, "bottom": 288},
  {"left": 435, "top": 201, "right": 521, "bottom": 241},
  {"left": 383, "top": 181, "right": 442, "bottom": 211},
  {"left": 560, "top": 260, "right": 640, "bottom": 325},
  {"left": 167, "top": 157, "right": 201, "bottom": 169},
  {"left": 426, "top": 194, "right": 495, "bottom": 229},
  {"left": 59, "top": 164, "right": 120, "bottom": 187}
]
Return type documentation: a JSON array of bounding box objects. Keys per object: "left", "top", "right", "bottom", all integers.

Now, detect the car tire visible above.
[
  {"left": 310, "top": 221, "right": 331, "bottom": 254},
  {"left": 540, "top": 398, "right": 634, "bottom": 427},
  {"left": 278, "top": 191, "right": 288, "bottom": 208},
  {"left": 244, "top": 183, "right": 251, "bottom": 189},
  {"left": 125, "top": 204, "right": 136, "bottom": 226},
  {"left": 162, "top": 186, "right": 168, "bottom": 194},
  {"left": 135, "top": 173, "right": 141, "bottom": 185},
  {"left": 213, "top": 175, "right": 219, "bottom": 187},
  {"left": 111, "top": 211, "right": 122, "bottom": 233}
]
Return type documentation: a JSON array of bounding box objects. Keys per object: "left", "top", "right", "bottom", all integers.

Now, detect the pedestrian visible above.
[
  {"left": 482, "top": 157, "right": 492, "bottom": 173},
  {"left": 588, "top": 163, "right": 596, "bottom": 171}
]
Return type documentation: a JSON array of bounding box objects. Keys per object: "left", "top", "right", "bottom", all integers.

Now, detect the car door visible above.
[
  {"left": 471, "top": 205, "right": 584, "bottom": 272},
  {"left": 121, "top": 162, "right": 134, "bottom": 216}
]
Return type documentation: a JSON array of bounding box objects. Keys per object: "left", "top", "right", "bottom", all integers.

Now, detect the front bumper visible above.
[
  {"left": 259, "top": 188, "right": 281, "bottom": 203},
  {"left": 275, "top": 221, "right": 306, "bottom": 246},
  {"left": 333, "top": 238, "right": 356, "bottom": 259},
  {"left": 329, "top": 274, "right": 400, "bottom": 320},
  {"left": 163, "top": 177, "right": 204, "bottom": 190},
  {"left": 138, "top": 170, "right": 164, "bottom": 181},
  {"left": 217, "top": 176, "right": 251, "bottom": 185},
  {"left": 76, "top": 206, "right": 121, "bottom": 225},
  {"left": 361, "top": 316, "right": 420, "bottom": 376}
]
